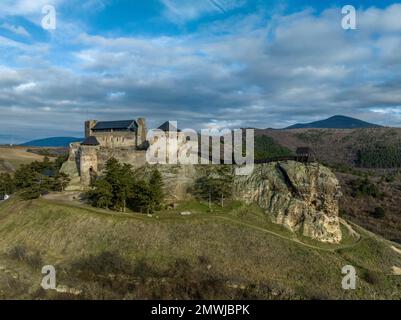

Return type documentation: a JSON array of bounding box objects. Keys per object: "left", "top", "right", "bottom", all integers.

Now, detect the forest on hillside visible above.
[{"left": 356, "top": 143, "right": 401, "bottom": 168}]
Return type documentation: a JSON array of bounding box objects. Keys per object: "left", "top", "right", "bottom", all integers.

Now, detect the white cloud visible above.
[
  {"left": 160, "top": 0, "right": 245, "bottom": 23},
  {"left": 107, "top": 91, "right": 126, "bottom": 100},
  {"left": 0, "top": 0, "right": 63, "bottom": 17},
  {"left": 13, "top": 82, "right": 37, "bottom": 92},
  {"left": 1, "top": 23, "right": 30, "bottom": 37},
  {"left": 359, "top": 4, "right": 401, "bottom": 32}
]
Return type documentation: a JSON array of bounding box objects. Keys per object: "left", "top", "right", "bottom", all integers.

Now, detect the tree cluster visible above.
[
  {"left": 0, "top": 155, "right": 69, "bottom": 200},
  {"left": 357, "top": 143, "right": 401, "bottom": 168},
  {"left": 254, "top": 136, "right": 293, "bottom": 161},
  {"left": 0, "top": 173, "right": 15, "bottom": 197},
  {"left": 86, "top": 158, "right": 164, "bottom": 213},
  {"left": 372, "top": 207, "right": 386, "bottom": 219},
  {"left": 12, "top": 155, "right": 70, "bottom": 200},
  {"left": 193, "top": 166, "right": 233, "bottom": 209},
  {"left": 348, "top": 177, "right": 381, "bottom": 198}
]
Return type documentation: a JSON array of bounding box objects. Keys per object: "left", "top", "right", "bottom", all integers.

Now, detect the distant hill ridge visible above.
[
  {"left": 285, "top": 115, "right": 382, "bottom": 129},
  {"left": 20, "top": 137, "right": 83, "bottom": 147},
  {"left": 17, "top": 116, "right": 381, "bottom": 147}
]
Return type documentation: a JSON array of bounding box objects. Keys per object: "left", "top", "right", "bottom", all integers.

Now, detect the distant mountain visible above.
[
  {"left": 20, "top": 137, "right": 83, "bottom": 147},
  {"left": 285, "top": 115, "right": 382, "bottom": 129}
]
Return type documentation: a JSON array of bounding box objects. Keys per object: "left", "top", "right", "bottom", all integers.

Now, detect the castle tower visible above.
[
  {"left": 136, "top": 118, "right": 147, "bottom": 146},
  {"left": 85, "top": 120, "right": 97, "bottom": 138},
  {"left": 79, "top": 136, "right": 100, "bottom": 187},
  {"left": 79, "top": 145, "right": 99, "bottom": 187}
]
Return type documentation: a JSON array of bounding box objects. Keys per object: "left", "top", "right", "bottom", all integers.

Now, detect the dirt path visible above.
[
  {"left": 390, "top": 245, "right": 401, "bottom": 275},
  {"left": 391, "top": 245, "right": 401, "bottom": 255},
  {"left": 43, "top": 192, "right": 82, "bottom": 203},
  {"left": 340, "top": 218, "right": 360, "bottom": 240},
  {"left": 214, "top": 215, "right": 361, "bottom": 253}
]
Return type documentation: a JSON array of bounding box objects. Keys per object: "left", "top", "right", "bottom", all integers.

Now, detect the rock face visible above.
[
  {"left": 233, "top": 161, "right": 342, "bottom": 243},
  {"left": 133, "top": 161, "right": 342, "bottom": 243}
]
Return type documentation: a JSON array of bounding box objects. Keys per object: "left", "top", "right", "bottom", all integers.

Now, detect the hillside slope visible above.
[
  {"left": 255, "top": 127, "right": 401, "bottom": 166},
  {"left": 0, "top": 147, "right": 48, "bottom": 172},
  {"left": 0, "top": 197, "right": 400, "bottom": 300}
]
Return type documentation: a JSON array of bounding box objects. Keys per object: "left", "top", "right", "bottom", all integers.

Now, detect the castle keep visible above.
[
  {"left": 62, "top": 118, "right": 150, "bottom": 187},
  {"left": 84, "top": 118, "right": 147, "bottom": 148}
]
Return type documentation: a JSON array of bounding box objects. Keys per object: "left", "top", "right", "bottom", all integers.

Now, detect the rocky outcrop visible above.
[
  {"left": 233, "top": 161, "right": 342, "bottom": 243},
  {"left": 62, "top": 155, "right": 342, "bottom": 242},
  {"left": 137, "top": 161, "right": 342, "bottom": 243}
]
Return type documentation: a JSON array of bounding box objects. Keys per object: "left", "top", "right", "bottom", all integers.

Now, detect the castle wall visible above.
[
  {"left": 96, "top": 148, "right": 147, "bottom": 172},
  {"left": 62, "top": 146, "right": 147, "bottom": 188},
  {"left": 93, "top": 132, "right": 137, "bottom": 148}
]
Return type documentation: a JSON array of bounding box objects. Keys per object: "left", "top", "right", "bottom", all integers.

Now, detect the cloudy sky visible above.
[{"left": 1, "top": 0, "right": 401, "bottom": 143}]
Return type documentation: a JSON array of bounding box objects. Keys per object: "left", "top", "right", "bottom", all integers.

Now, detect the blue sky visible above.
[{"left": 1, "top": 0, "right": 401, "bottom": 143}]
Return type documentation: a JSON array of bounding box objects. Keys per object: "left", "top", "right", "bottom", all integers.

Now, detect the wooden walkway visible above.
[
  {"left": 198, "top": 154, "right": 312, "bottom": 164},
  {"left": 254, "top": 156, "right": 310, "bottom": 164}
]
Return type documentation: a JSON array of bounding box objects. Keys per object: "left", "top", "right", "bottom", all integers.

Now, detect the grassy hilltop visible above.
[{"left": 1, "top": 196, "right": 401, "bottom": 300}]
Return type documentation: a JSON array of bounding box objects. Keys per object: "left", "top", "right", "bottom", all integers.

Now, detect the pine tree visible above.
[
  {"left": 87, "top": 179, "right": 113, "bottom": 208},
  {"left": 194, "top": 174, "right": 214, "bottom": 210},
  {"left": 104, "top": 158, "right": 129, "bottom": 211},
  {"left": 0, "top": 173, "right": 15, "bottom": 197},
  {"left": 128, "top": 180, "right": 153, "bottom": 213},
  {"left": 149, "top": 168, "right": 164, "bottom": 212},
  {"left": 54, "top": 172, "right": 71, "bottom": 192},
  {"left": 193, "top": 166, "right": 233, "bottom": 208},
  {"left": 215, "top": 166, "right": 233, "bottom": 207}
]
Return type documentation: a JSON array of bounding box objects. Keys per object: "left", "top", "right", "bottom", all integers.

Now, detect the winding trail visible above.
[
  {"left": 213, "top": 215, "right": 362, "bottom": 253},
  {"left": 391, "top": 245, "right": 401, "bottom": 275}
]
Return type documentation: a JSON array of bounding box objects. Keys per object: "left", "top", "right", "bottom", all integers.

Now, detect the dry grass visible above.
[
  {"left": 0, "top": 197, "right": 401, "bottom": 300},
  {"left": 0, "top": 146, "right": 49, "bottom": 171}
]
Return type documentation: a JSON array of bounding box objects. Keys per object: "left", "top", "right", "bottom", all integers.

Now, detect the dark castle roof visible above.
[
  {"left": 158, "top": 121, "right": 181, "bottom": 132},
  {"left": 93, "top": 120, "right": 138, "bottom": 131},
  {"left": 82, "top": 136, "right": 100, "bottom": 146}
]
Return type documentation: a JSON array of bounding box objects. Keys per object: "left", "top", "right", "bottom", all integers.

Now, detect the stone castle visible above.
[{"left": 62, "top": 118, "right": 155, "bottom": 187}]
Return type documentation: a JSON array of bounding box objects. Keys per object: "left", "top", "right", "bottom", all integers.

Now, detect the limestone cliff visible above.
[
  {"left": 232, "top": 161, "right": 342, "bottom": 243},
  {"left": 154, "top": 161, "right": 342, "bottom": 243}
]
